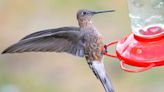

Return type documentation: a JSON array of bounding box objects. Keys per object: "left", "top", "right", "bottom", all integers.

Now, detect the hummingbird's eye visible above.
[{"left": 82, "top": 11, "right": 87, "bottom": 15}]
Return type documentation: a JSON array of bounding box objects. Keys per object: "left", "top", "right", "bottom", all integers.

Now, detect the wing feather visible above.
[{"left": 2, "top": 27, "right": 85, "bottom": 57}]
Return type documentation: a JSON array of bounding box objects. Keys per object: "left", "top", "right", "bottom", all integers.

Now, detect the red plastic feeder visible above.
[{"left": 104, "top": 26, "right": 164, "bottom": 72}]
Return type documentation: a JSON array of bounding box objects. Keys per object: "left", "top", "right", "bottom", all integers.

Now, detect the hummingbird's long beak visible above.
[
  {"left": 88, "top": 61, "right": 114, "bottom": 92},
  {"left": 92, "top": 10, "right": 115, "bottom": 15}
]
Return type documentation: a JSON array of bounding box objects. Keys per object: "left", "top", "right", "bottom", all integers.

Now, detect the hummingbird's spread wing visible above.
[{"left": 2, "top": 27, "right": 85, "bottom": 57}]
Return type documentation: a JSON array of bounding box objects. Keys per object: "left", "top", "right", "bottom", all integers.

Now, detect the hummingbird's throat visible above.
[{"left": 79, "top": 20, "right": 95, "bottom": 29}]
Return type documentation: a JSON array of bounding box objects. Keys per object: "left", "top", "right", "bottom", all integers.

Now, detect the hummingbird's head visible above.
[{"left": 77, "top": 9, "right": 115, "bottom": 22}]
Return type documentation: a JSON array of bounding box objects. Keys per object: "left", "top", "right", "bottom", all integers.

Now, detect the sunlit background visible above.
[{"left": 0, "top": 0, "right": 164, "bottom": 92}]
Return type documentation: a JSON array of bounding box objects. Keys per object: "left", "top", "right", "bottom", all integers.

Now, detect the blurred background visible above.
[{"left": 0, "top": 0, "right": 164, "bottom": 92}]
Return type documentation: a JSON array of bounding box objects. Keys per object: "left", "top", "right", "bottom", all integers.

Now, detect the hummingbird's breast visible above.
[{"left": 83, "top": 29, "right": 104, "bottom": 62}]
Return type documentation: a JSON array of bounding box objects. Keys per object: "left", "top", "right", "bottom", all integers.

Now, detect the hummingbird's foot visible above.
[{"left": 101, "top": 45, "right": 108, "bottom": 55}]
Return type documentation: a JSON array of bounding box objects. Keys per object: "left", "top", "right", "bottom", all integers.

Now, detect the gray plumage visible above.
[
  {"left": 2, "top": 9, "right": 115, "bottom": 92},
  {"left": 2, "top": 27, "right": 85, "bottom": 57}
]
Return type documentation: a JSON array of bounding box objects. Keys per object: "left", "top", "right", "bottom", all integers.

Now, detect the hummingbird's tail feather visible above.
[{"left": 88, "top": 61, "right": 114, "bottom": 92}]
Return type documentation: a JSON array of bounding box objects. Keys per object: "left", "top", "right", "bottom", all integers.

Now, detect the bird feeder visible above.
[{"left": 104, "top": 0, "right": 164, "bottom": 72}]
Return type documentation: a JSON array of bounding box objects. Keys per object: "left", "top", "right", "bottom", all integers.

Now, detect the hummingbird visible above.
[{"left": 2, "top": 9, "right": 115, "bottom": 92}]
